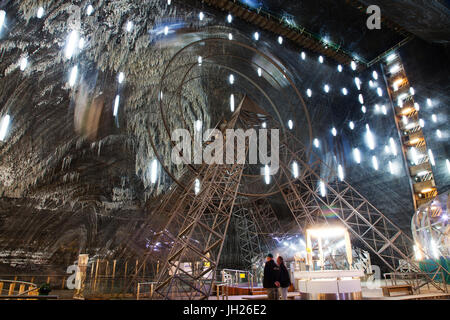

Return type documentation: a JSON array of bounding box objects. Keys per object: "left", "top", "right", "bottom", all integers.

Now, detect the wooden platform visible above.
[{"left": 381, "top": 285, "right": 413, "bottom": 297}]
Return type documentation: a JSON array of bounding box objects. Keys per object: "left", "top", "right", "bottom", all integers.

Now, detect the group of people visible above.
[{"left": 263, "top": 253, "right": 291, "bottom": 300}]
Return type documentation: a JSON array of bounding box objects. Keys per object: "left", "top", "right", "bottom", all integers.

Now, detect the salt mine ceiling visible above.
[{"left": 0, "top": 0, "right": 448, "bottom": 271}]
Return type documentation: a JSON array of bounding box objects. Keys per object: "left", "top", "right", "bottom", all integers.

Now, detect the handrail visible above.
[
  {"left": 0, "top": 279, "right": 39, "bottom": 297},
  {"left": 221, "top": 269, "right": 255, "bottom": 292}
]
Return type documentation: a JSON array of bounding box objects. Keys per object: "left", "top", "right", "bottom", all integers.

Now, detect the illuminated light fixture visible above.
[
  {"left": 414, "top": 103, "right": 420, "bottom": 111},
  {"left": 319, "top": 56, "right": 324, "bottom": 63},
  {"left": 372, "top": 71, "right": 378, "bottom": 80},
  {"left": 229, "top": 74, "right": 234, "bottom": 84},
  {"left": 428, "top": 149, "right": 435, "bottom": 166},
  {"left": 86, "top": 5, "right": 94, "bottom": 16},
  {"left": 338, "top": 164, "right": 344, "bottom": 181},
  {"left": 306, "top": 89, "right": 312, "bottom": 97},
  {"left": 389, "top": 64, "right": 401, "bottom": 74},
  {"left": 0, "top": 114, "right": 11, "bottom": 141},
  {"left": 164, "top": 26, "right": 169, "bottom": 35},
  {"left": 361, "top": 106, "right": 366, "bottom": 113},
  {"left": 384, "top": 145, "right": 390, "bottom": 153},
  {"left": 313, "top": 138, "right": 319, "bottom": 148},
  {"left": 113, "top": 95, "right": 120, "bottom": 117},
  {"left": 375, "top": 104, "right": 380, "bottom": 112},
  {"left": 37, "top": 7, "right": 45, "bottom": 19},
  {"left": 427, "top": 98, "right": 432, "bottom": 107},
  {"left": 388, "top": 161, "right": 395, "bottom": 175},
  {"left": 288, "top": 120, "right": 294, "bottom": 130},
  {"left": 19, "top": 57, "right": 28, "bottom": 71},
  {"left": 150, "top": 159, "right": 158, "bottom": 184},
  {"left": 389, "top": 138, "right": 398, "bottom": 156},
  {"left": 381, "top": 105, "right": 387, "bottom": 115},
  {"left": 254, "top": 32, "right": 259, "bottom": 41},
  {"left": 0, "top": 10, "right": 5, "bottom": 31},
  {"left": 372, "top": 156, "right": 379, "bottom": 170},
  {"left": 386, "top": 53, "right": 396, "bottom": 62},
  {"left": 227, "top": 14, "right": 232, "bottom": 23},
  {"left": 198, "top": 56, "right": 202, "bottom": 66},
  {"left": 264, "top": 165, "right": 271, "bottom": 185},
  {"left": 194, "top": 179, "right": 201, "bottom": 195},
  {"left": 78, "top": 37, "right": 85, "bottom": 49},
  {"left": 126, "top": 21, "right": 133, "bottom": 32},
  {"left": 331, "top": 127, "right": 337, "bottom": 136},
  {"left": 301, "top": 52, "right": 306, "bottom": 60},
  {"left": 405, "top": 122, "right": 416, "bottom": 130},
  {"left": 431, "top": 114, "right": 437, "bottom": 123},
  {"left": 257, "top": 67, "right": 262, "bottom": 77},
  {"left": 228, "top": 33, "right": 233, "bottom": 40},
  {"left": 324, "top": 84, "right": 330, "bottom": 93},
  {"left": 292, "top": 161, "right": 299, "bottom": 178},
  {"left": 230, "top": 94, "right": 235, "bottom": 112},
  {"left": 365, "top": 124, "right": 375, "bottom": 150},
  {"left": 261, "top": 122, "right": 267, "bottom": 129},
  {"left": 354, "top": 77, "right": 361, "bottom": 90},
  {"left": 430, "top": 240, "right": 439, "bottom": 259},
  {"left": 68, "top": 65, "right": 78, "bottom": 87},
  {"left": 337, "top": 64, "right": 342, "bottom": 72},
  {"left": 199, "top": 12, "right": 204, "bottom": 21},
  {"left": 446, "top": 159, "right": 450, "bottom": 174},
  {"left": 414, "top": 245, "right": 423, "bottom": 261},
  {"left": 393, "top": 78, "right": 403, "bottom": 90},
  {"left": 402, "top": 116, "right": 408, "bottom": 125},
  {"left": 167, "top": 0, "right": 172, "bottom": 5},
  {"left": 377, "top": 87, "right": 383, "bottom": 97},
  {"left": 195, "top": 120, "right": 202, "bottom": 132},
  {"left": 65, "top": 30, "right": 79, "bottom": 59},
  {"left": 410, "top": 87, "right": 415, "bottom": 95},
  {"left": 342, "top": 88, "right": 348, "bottom": 95},
  {"left": 308, "top": 226, "right": 346, "bottom": 238},
  {"left": 419, "top": 119, "right": 425, "bottom": 128},
  {"left": 410, "top": 138, "right": 420, "bottom": 145},
  {"left": 319, "top": 181, "right": 326, "bottom": 197},
  {"left": 417, "top": 170, "right": 428, "bottom": 177},
  {"left": 369, "top": 80, "right": 375, "bottom": 87},
  {"left": 422, "top": 188, "right": 433, "bottom": 193},
  {"left": 278, "top": 36, "right": 283, "bottom": 45},
  {"left": 411, "top": 148, "right": 423, "bottom": 166},
  {"left": 118, "top": 72, "right": 125, "bottom": 84},
  {"left": 358, "top": 94, "right": 364, "bottom": 104},
  {"left": 351, "top": 61, "right": 357, "bottom": 70},
  {"left": 349, "top": 121, "right": 355, "bottom": 130},
  {"left": 353, "top": 148, "right": 361, "bottom": 164},
  {"left": 436, "top": 129, "right": 442, "bottom": 138}
]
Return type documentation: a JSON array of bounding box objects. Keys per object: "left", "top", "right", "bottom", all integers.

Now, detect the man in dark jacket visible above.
[
  {"left": 277, "top": 256, "right": 291, "bottom": 300},
  {"left": 263, "top": 253, "right": 280, "bottom": 300}
]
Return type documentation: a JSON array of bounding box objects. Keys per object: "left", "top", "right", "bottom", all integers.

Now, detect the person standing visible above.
[
  {"left": 263, "top": 253, "right": 280, "bottom": 300},
  {"left": 277, "top": 256, "right": 291, "bottom": 300}
]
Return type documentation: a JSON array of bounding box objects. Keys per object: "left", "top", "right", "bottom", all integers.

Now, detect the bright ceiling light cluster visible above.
[
  {"left": 254, "top": 32, "right": 259, "bottom": 41},
  {"left": 0, "top": 10, "right": 6, "bottom": 31},
  {"left": 37, "top": 7, "right": 45, "bottom": 19},
  {"left": 230, "top": 94, "right": 235, "bottom": 112},
  {"left": 0, "top": 115, "right": 11, "bottom": 141},
  {"left": 65, "top": 30, "right": 79, "bottom": 59},
  {"left": 113, "top": 95, "right": 120, "bottom": 117},
  {"left": 68, "top": 65, "right": 78, "bottom": 87},
  {"left": 150, "top": 159, "right": 158, "bottom": 184},
  {"left": 353, "top": 148, "right": 361, "bottom": 164},
  {"left": 86, "top": 5, "right": 94, "bottom": 16},
  {"left": 324, "top": 84, "right": 330, "bottom": 93}
]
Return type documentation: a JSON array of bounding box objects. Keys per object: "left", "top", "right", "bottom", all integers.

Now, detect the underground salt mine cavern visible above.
[{"left": 0, "top": 0, "right": 449, "bottom": 305}]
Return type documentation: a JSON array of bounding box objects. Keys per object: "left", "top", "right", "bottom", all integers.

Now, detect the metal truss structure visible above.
[{"left": 129, "top": 95, "right": 448, "bottom": 299}]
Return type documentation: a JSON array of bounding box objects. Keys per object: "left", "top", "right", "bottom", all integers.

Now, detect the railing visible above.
[
  {"left": 221, "top": 269, "right": 255, "bottom": 292},
  {"left": 136, "top": 282, "right": 156, "bottom": 300},
  {"left": 384, "top": 271, "right": 449, "bottom": 293},
  {"left": 0, "top": 279, "right": 39, "bottom": 299}
]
